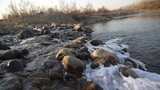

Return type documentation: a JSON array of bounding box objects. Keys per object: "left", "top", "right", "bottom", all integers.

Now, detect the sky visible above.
[{"left": 0, "top": 0, "right": 140, "bottom": 19}]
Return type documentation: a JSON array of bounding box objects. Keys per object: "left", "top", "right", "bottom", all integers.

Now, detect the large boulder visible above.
[
  {"left": 56, "top": 48, "right": 75, "bottom": 61},
  {"left": 0, "top": 49, "right": 29, "bottom": 60},
  {"left": 62, "top": 56, "right": 84, "bottom": 78},
  {"left": 91, "top": 49, "right": 118, "bottom": 66}
]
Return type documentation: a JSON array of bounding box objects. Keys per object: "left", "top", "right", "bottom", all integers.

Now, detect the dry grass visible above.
[
  {"left": 2, "top": 0, "right": 110, "bottom": 25},
  {"left": 0, "top": 0, "right": 112, "bottom": 33}
]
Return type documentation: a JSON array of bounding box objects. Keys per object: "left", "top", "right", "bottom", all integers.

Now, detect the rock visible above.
[
  {"left": 0, "top": 59, "right": 24, "bottom": 73},
  {"left": 119, "top": 66, "right": 139, "bottom": 78},
  {"left": 73, "top": 24, "right": 93, "bottom": 34},
  {"left": 91, "top": 49, "right": 118, "bottom": 66},
  {"left": 72, "top": 36, "right": 88, "bottom": 44},
  {"left": 17, "top": 29, "right": 40, "bottom": 39},
  {"left": 0, "top": 41, "right": 10, "bottom": 50},
  {"left": 0, "top": 73, "right": 22, "bottom": 90},
  {"left": 23, "top": 72, "right": 51, "bottom": 90},
  {"left": 40, "top": 28, "right": 51, "bottom": 35},
  {"left": 73, "top": 24, "right": 82, "bottom": 31},
  {"left": 90, "top": 62, "right": 99, "bottom": 69},
  {"left": 57, "top": 87, "right": 75, "bottom": 90},
  {"left": 62, "top": 56, "right": 84, "bottom": 78},
  {"left": 56, "top": 48, "right": 75, "bottom": 61},
  {"left": 124, "top": 59, "right": 137, "bottom": 68},
  {"left": 50, "top": 29, "right": 84, "bottom": 41},
  {"left": 0, "top": 30, "right": 10, "bottom": 36},
  {"left": 50, "top": 32, "right": 60, "bottom": 39},
  {"left": 75, "top": 47, "right": 90, "bottom": 60},
  {"left": 64, "top": 30, "right": 84, "bottom": 40},
  {"left": 124, "top": 58, "right": 146, "bottom": 71},
  {"left": 0, "top": 35, "right": 19, "bottom": 46},
  {"left": 0, "top": 49, "right": 29, "bottom": 60},
  {"left": 82, "top": 26, "right": 93, "bottom": 34},
  {"left": 64, "top": 37, "right": 88, "bottom": 48},
  {"left": 42, "top": 60, "right": 64, "bottom": 80},
  {"left": 90, "top": 40, "right": 104, "bottom": 46},
  {"left": 83, "top": 81, "right": 103, "bottom": 90}
]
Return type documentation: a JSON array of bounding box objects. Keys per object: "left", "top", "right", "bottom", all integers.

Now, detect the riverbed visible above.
[{"left": 92, "top": 14, "right": 160, "bottom": 73}]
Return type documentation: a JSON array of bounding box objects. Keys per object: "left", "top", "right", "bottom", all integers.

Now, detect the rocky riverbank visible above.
[
  {"left": 0, "top": 23, "right": 104, "bottom": 90},
  {"left": 0, "top": 23, "right": 159, "bottom": 90}
]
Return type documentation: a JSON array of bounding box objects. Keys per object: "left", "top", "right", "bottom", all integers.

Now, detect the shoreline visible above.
[{"left": 0, "top": 10, "right": 160, "bottom": 90}]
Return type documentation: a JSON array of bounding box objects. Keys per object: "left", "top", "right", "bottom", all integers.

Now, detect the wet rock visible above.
[
  {"left": 56, "top": 48, "right": 75, "bottom": 61},
  {"left": 0, "top": 49, "right": 29, "bottom": 60},
  {"left": 0, "top": 35, "right": 20, "bottom": 46},
  {"left": 64, "top": 36, "right": 88, "bottom": 48},
  {"left": 40, "top": 27, "right": 51, "bottom": 35},
  {"left": 75, "top": 47, "right": 90, "bottom": 60},
  {"left": 73, "top": 24, "right": 82, "bottom": 31},
  {"left": 62, "top": 56, "right": 84, "bottom": 78},
  {"left": 64, "top": 73, "right": 75, "bottom": 81},
  {"left": 23, "top": 72, "right": 52, "bottom": 90},
  {"left": 0, "top": 59, "right": 24, "bottom": 73},
  {"left": 82, "top": 26, "right": 93, "bottom": 34},
  {"left": 124, "top": 59, "right": 137, "bottom": 68},
  {"left": 25, "top": 56, "right": 49, "bottom": 71},
  {"left": 50, "top": 29, "right": 84, "bottom": 41},
  {"left": 0, "top": 41, "right": 10, "bottom": 50},
  {"left": 64, "top": 30, "right": 84, "bottom": 40},
  {"left": 0, "top": 30, "right": 10, "bottom": 36},
  {"left": 72, "top": 36, "right": 88, "bottom": 44},
  {"left": 0, "top": 73, "right": 22, "bottom": 90},
  {"left": 40, "top": 42, "right": 52, "bottom": 46},
  {"left": 119, "top": 66, "right": 139, "bottom": 78},
  {"left": 91, "top": 49, "right": 118, "bottom": 66},
  {"left": 90, "top": 62, "right": 99, "bottom": 69},
  {"left": 42, "top": 60, "right": 64, "bottom": 80},
  {"left": 17, "top": 29, "right": 40, "bottom": 39},
  {"left": 73, "top": 24, "right": 93, "bottom": 34},
  {"left": 50, "top": 32, "right": 60, "bottom": 39},
  {"left": 83, "top": 81, "right": 103, "bottom": 90},
  {"left": 56, "top": 87, "right": 75, "bottom": 90},
  {"left": 90, "top": 40, "right": 104, "bottom": 46},
  {"left": 122, "top": 48, "right": 128, "bottom": 52}
]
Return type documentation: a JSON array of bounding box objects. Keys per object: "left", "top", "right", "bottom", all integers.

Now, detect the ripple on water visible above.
[{"left": 91, "top": 15, "right": 160, "bottom": 73}]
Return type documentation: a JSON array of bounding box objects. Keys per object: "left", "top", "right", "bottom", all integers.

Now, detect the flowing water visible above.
[
  {"left": 85, "top": 38, "right": 160, "bottom": 90},
  {"left": 91, "top": 14, "right": 160, "bottom": 73},
  {"left": 84, "top": 13, "right": 160, "bottom": 90}
]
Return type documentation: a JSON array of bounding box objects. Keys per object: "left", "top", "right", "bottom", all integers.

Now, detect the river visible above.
[{"left": 92, "top": 14, "right": 160, "bottom": 73}]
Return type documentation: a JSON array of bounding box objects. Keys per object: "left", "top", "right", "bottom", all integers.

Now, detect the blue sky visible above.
[{"left": 0, "top": 0, "right": 139, "bottom": 18}]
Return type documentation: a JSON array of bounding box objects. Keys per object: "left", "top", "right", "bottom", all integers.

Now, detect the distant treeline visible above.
[{"left": 127, "top": 0, "right": 160, "bottom": 10}]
